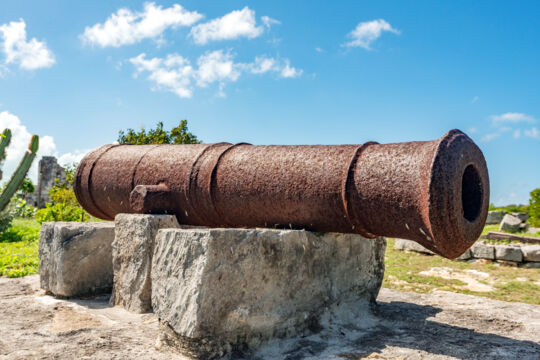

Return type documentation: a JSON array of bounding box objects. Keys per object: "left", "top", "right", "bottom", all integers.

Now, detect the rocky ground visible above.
[{"left": 0, "top": 275, "right": 539, "bottom": 360}]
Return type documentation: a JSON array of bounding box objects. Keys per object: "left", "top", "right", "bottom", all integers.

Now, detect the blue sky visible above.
[{"left": 0, "top": 0, "right": 538, "bottom": 205}]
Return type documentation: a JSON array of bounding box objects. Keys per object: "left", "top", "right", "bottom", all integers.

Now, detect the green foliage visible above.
[
  {"left": 0, "top": 240, "right": 38, "bottom": 277},
  {"left": 488, "top": 203, "right": 529, "bottom": 214},
  {"left": 19, "top": 178, "right": 35, "bottom": 195},
  {"left": 0, "top": 218, "right": 40, "bottom": 277},
  {"left": 117, "top": 120, "right": 201, "bottom": 145},
  {"left": 0, "top": 218, "right": 40, "bottom": 243},
  {"left": 529, "top": 188, "right": 540, "bottom": 227},
  {"left": 0, "top": 208, "right": 14, "bottom": 233},
  {"left": 35, "top": 162, "right": 96, "bottom": 224},
  {"left": 35, "top": 202, "right": 87, "bottom": 223},
  {"left": 11, "top": 198, "right": 37, "bottom": 218}
]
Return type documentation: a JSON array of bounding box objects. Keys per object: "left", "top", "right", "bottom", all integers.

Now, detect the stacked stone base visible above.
[{"left": 39, "top": 215, "right": 386, "bottom": 358}]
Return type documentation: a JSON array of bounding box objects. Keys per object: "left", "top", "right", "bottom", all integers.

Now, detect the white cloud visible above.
[
  {"left": 58, "top": 149, "right": 89, "bottom": 166},
  {"left": 343, "top": 19, "right": 400, "bottom": 50},
  {"left": 261, "top": 16, "right": 280, "bottom": 29},
  {"left": 0, "top": 19, "right": 55, "bottom": 70},
  {"left": 280, "top": 60, "right": 302, "bottom": 78},
  {"left": 130, "top": 51, "right": 301, "bottom": 98},
  {"left": 524, "top": 127, "right": 540, "bottom": 139},
  {"left": 471, "top": 96, "right": 479, "bottom": 104},
  {"left": 491, "top": 112, "right": 536, "bottom": 124},
  {"left": 81, "top": 2, "right": 203, "bottom": 47},
  {"left": 467, "top": 127, "right": 477, "bottom": 134},
  {"left": 513, "top": 129, "right": 521, "bottom": 139},
  {"left": 196, "top": 50, "right": 241, "bottom": 87},
  {"left": 190, "top": 7, "right": 264, "bottom": 45},
  {"left": 248, "top": 56, "right": 277, "bottom": 74},
  {"left": 130, "top": 53, "right": 194, "bottom": 98},
  {"left": 315, "top": 47, "right": 324, "bottom": 53}
]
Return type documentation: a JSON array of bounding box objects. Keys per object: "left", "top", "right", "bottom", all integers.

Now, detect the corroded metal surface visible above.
[{"left": 74, "top": 129, "right": 489, "bottom": 259}]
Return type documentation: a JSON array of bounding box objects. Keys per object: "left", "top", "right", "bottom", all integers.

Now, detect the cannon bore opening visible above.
[{"left": 461, "top": 164, "right": 483, "bottom": 222}]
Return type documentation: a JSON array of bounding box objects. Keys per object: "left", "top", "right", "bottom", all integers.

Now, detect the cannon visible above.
[{"left": 74, "top": 129, "right": 489, "bottom": 259}]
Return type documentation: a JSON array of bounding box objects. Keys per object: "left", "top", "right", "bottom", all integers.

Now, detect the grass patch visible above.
[
  {"left": 383, "top": 238, "right": 540, "bottom": 305},
  {"left": 0, "top": 238, "right": 39, "bottom": 277},
  {"left": 0, "top": 218, "right": 40, "bottom": 278}
]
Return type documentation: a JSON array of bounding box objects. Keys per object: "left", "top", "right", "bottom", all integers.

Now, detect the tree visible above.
[
  {"left": 117, "top": 120, "right": 201, "bottom": 145},
  {"left": 529, "top": 188, "right": 540, "bottom": 227},
  {"left": 19, "top": 178, "right": 35, "bottom": 196}
]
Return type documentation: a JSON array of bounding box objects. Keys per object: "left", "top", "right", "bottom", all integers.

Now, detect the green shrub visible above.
[
  {"left": 12, "top": 198, "right": 37, "bottom": 218},
  {"left": 0, "top": 209, "right": 14, "bottom": 233},
  {"left": 529, "top": 188, "right": 540, "bottom": 227},
  {"left": 0, "top": 218, "right": 40, "bottom": 243},
  {"left": 35, "top": 202, "right": 87, "bottom": 224}
]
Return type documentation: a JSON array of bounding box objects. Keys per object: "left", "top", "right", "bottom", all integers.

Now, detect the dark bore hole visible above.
[{"left": 461, "top": 165, "right": 483, "bottom": 222}]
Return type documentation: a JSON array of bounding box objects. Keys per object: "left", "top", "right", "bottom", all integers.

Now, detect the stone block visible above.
[
  {"left": 39, "top": 222, "right": 115, "bottom": 297},
  {"left": 151, "top": 228, "right": 386, "bottom": 358},
  {"left": 522, "top": 262, "right": 540, "bottom": 269},
  {"left": 111, "top": 214, "right": 180, "bottom": 313},
  {"left": 486, "top": 211, "right": 505, "bottom": 225},
  {"left": 521, "top": 245, "right": 540, "bottom": 262},
  {"left": 494, "top": 245, "right": 523, "bottom": 262},
  {"left": 394, "top": 239, "right": 434, "bottom": 255},
  {"left": 470, "top": 243, "right": 495, "bottom": 260},
  {"left": 499, "top": 214, "right": 522, "bottom": 233},
  {"left": 456, "top": 248, "right": 472, "bottom": 260},
  {"left": 512, "top": 212, "right": 528, "bottom": 222}
]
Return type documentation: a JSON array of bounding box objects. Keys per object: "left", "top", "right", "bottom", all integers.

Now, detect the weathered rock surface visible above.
[
  {"left": 456, "top": 248, "right": 473, "bottom": 260},
  {"left": 486, "top": 211, "right": 505, "bottom": 225},
  {"left": 394, "top": 238, "right": 435, "bottom": 255},
  {"left": 522, "top": 262, "right": 540, "bottom": 269},
  {"left": 111, "top": 214, "right": 180, "bottom": 313},
  {"left": 470, "top": 243, "right": 495, "bottom": 260},
  {"left": 39, "top": 222, "right": 115, "bottom": 297},
  {"left": 4, "top": 276, "right": 540, "bottom": 360},
  {"left": 495, "top": 245, "right": 523, "bottom": 262},
  {"left": 151, "top": 228, "right": 386, "bottom": 358},
  {"left": 499, "top": 214, "right": 523, "bottom": 233},
  {"left": 512, "top": 212, "right": 528, "bottom": 222},
  {"left": 521, "top": 245, "right": 540, "bottom": 262}
]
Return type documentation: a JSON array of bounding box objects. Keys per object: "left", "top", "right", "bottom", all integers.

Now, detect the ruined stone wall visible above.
[{"left": 25, "top": 156, "right": 66, "bottom": 208}]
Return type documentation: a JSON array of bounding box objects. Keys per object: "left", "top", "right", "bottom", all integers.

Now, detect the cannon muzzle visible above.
[{"left": 74, "top": 129, "right": 489, "bottom": 259}]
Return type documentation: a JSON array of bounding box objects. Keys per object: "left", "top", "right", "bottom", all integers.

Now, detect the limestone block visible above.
[
  {"left": 512, "top": 212, "right": 528, "bottom": 222},
  {"left": 456, "top": 248, "right": 472, "bottom": 260},
  {"left": 111, "top": 214, "right": 180, "bottom": 313},
  {"left": 521, "top": 245, "right": 540, "bottom": 262},
  {"left": 494, "top": 245, "right": 523, "bottom": 262},
  {"left": 151, "top": 228, "right": 386, "bottom": 358},
  {"left": 499, "top": 214, "right": 522, "bottom": 233},
  {"left": 522, "top": 262, "right": 540, "bottom": 269},
  {"left": 470, "top": 243, "right": 495, "bottom": 260},
  {"left": 486, "top": 211, "right": 505, "bottom": 225},
  {"left": 394, "top": 239, "right": 434, "bottom": 255},
  {"left": 39, "top": 222, "right": 115, "bottom": 297}
]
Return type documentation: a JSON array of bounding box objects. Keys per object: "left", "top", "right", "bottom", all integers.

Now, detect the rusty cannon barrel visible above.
[{"left": 74, "top": 129, "right": 489, "bottom": 259}]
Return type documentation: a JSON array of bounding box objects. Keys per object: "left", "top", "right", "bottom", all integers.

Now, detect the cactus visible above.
[{"left": 0, "top": 130, "right": 39, "bottom": 212}]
